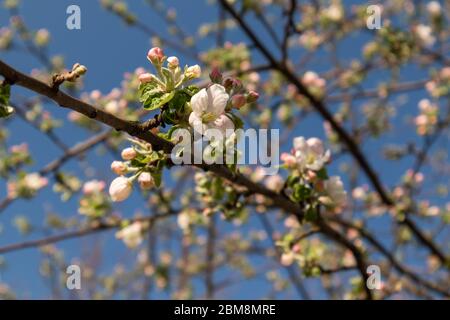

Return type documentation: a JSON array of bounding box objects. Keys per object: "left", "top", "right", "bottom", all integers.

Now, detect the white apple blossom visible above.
[
  {"left": 109, "top": 176, "right": 132, "bottom": 202},
  {"left": 324, "top": 4, "right": 343, "bottom": 22},
  {"left": 24, "top": 173, "right": 48, "bottom": 191},
  {"left": 290, "top": 136, "right": 330, "bottom": 171},
  {"left": 265, "top": 175, "right": 284, "bottom": 193},
  {"left": 82, "top": 180, "right": 105, "bottom": 195},
  {"left": 189, "top": 84, "right": 234, "bottom": 139},
  {"left": 320, "top": 176, "right": 347, "bottom": 208},
  {"left": 185, "top": 64, "right": 201, "bottom": 79},
  {"left": 115, "top": 221, "right": 145, "bottom": 248},
  {"left": 426, "top": 1, "right": 441, "bottom": 16},
  {"left": 415, "top": 24, "right": 436, "bottom": 47}
]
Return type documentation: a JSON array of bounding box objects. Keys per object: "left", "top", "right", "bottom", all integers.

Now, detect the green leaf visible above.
[
  {"left": 182, "top": 85, "right": 200, "bottom": 97},
  {"left": 143, "top": 91, "right": 175, "bottom": 111},
  {"left": 305, "top": 206, "right": 318, "bottom": 222},
  {"left": 292, "top": 184, "right": 312, "bottom": 202},
  {"left": 169, "top": 90, "right": 190, "bottom": 111},
  {"left": 228, "top": 113, "right": 244, "bottom": 129},
  {"left": 138, "top": 82, "right": 162, "bottom": 103},
  {"left": 316, "top": 168, "right": 329, "bottom": 180},
  {"left": 152, "top": 171, "right": 162, "bottom": 187}
]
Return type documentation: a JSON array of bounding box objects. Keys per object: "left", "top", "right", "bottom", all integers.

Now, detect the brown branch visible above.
[
  {"left": 218, "top": 0, "right": 393, "bottom": 207},
  {"left": 330, "top": 216, "right": 450, "bottom": 297},
  {"left": 0, "top": 59, "right": 304, "bottom": 219},
  {"left": 0, "top": 212, "right": 176, "bottom": 255}
]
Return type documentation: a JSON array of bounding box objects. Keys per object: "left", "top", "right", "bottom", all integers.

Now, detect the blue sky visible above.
[{"left": 0, "top": 0, "right": 447, "bottom": 299}]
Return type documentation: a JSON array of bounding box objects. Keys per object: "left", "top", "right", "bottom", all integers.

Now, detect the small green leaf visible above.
[
  {"left": 182, "top": 85, "right": 200, "bottom": 96},
  {"left": 293, "top": 184, "right": 312, "bottom": 201},
  {"left": 227, "top": 113, "right": 244, "bottom": 129},
  {"left": 152, "top": 171, "right": 162, "bottom": 187},
  {"left": 138, "top": 82, "right": 162, "bottom": 103},
  {"left": 305, "top": 206, "right": 318, "bottom": 222},
  {"left": 143, "top": 91, "right": 175, "bottom": 111},
  {"left": 316, "top": 168, "right": 329, "bottom": 180}
]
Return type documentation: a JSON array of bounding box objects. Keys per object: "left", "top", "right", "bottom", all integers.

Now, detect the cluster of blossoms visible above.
[
  {"left": 7, "top": 172, "right": 48, "bottom": 199},
  {"left": 0, "top": 143, "right": 32, "bottom": 176},
  {"left": 25, "top": 103, "right": 61, "bottom": 132},
  {"left": 281, "top": 136, "right": 347, "bottom": 213},
  {"left": 425, "top": 67, "right": 450, "bottom": 98},
  {"left": 78, "top": 180, "right": 111, "bottom": 218},
  {"left": 301, "top": 71, "right": 326, "bottom": 97},
  {"left": 109, "top": 139, "right": 162, "bottom": 202},
  {"left": 299, "top": 30, "right": 323, "bottom": 51},
  {"left": 322, "top": 2, "right": 344, "bottom": 23},
  {"left": 107, "top": 47, "right": 259, "bottom": 203},
  {"left": 415, "top": 99, "right": 438, "bottom": 136}
]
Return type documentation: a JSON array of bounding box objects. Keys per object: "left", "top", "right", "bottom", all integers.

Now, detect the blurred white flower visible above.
[
  {"left": 116, "top": 222, "right": 145, "bottom": 248},
  {"left": 415, "top": 24, "right": 436, "bottom": 47},
  {"left": 320, "top": 176, "right": 347, "bottom": 208}
]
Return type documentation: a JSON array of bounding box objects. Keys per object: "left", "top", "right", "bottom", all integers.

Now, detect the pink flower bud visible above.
[
  {"left": 246, "top": 90, "right": 259, "bottom": 103},
  {"left": 138, "top": 172, "right": 155, "bottom": 190},
  {"left": 109, "top": 176, "right": 132, "bottom": 202},
  {"left": 147, "top": 47, "right": 164, "bottom": 65},
  {"left": 209, "top": 67, "right": 223, "bottom": 83},
  {"left": 121, "top": 147, "right": 137, "bottom": 160},
  {"left": 111, "top": 161, "right": 127, "bottom": 175},
  {"left": 232, "top": 94, "right": 246, "bottom": 109},
  {"left": 138, "top": 73, "right": 155, "bottom": 84},
  {"left": 167, "top": 56, "right": 179, "bottom": 68}
]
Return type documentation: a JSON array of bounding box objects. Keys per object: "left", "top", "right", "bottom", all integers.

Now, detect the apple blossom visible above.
[
  {"left": 109, "top": 176, "right": 132, "bottom": 202},
  {"left": 280, "top": 252, "right": 295, "bottom": 266},
  {"left": 115, "top": 221, "right": 145, "bottom": 248},
  {"left": 265, "top": 175, "right": 284, "bottom": 193},
  {"left": 138, "top": 172, "right": 155, "bottom": 190},
  {"left": 189, "top": 84, "right": 235, "bottom": 139},
  {"left": 111, "top": 161, "right": 127, "bottom": 175},
  {"left": 147, "top": 47, "right": 164, "bottom": 65},
  {"left": 24, "top": 173, "right": 48, "bottom": 191},
  {"left": 286, "top": 136, "right": 331, "bottom": 171},
  {"left": 167, "top": 56, "right": 179, "bottom": 68},
  {"left": 121, "top": 147, "right": 137, "bottom": 160},
  {"left": 324, "top": 4, "right": 343, "bottom": 22},
  {"left": 104, "top": 100, "right": 119, "bottom": 114},
  {"left": 185, "top": 64, "right": 201, "bottom": 79},
  {"left": 415, "top": 24, "right": 436, "bottom": 47},
  {"left": 427, "top": 1, "right": 441, "bottom": 16},
  {"left": 82, "top": 180, "right": 106, "bottom": 195},
  {"left": 320, "top": 176, "right": 347, "bottom": 208}
]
